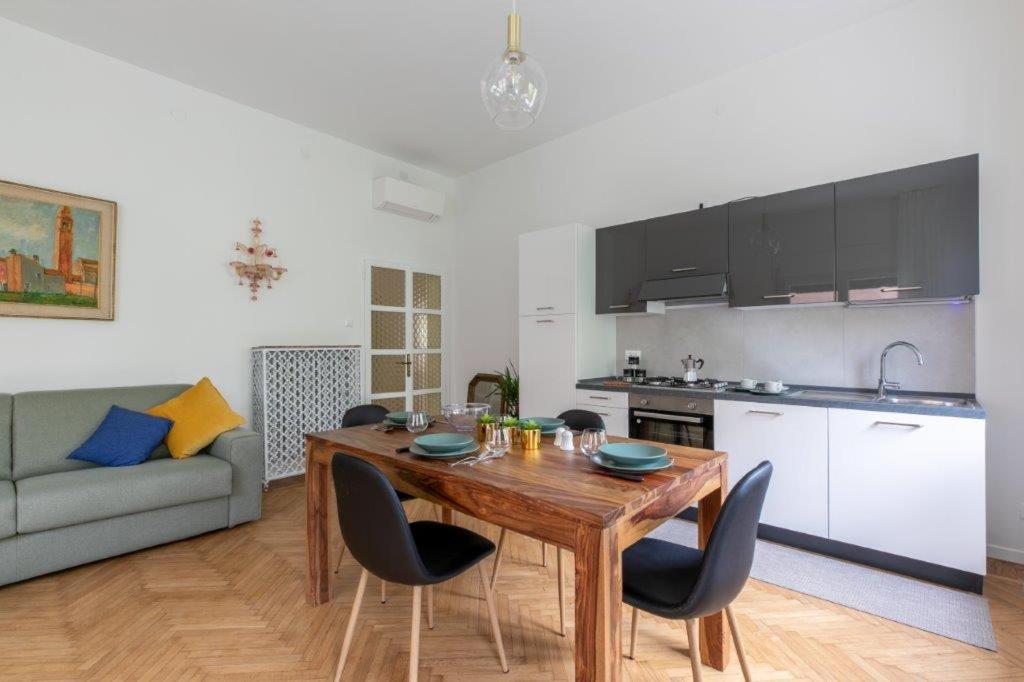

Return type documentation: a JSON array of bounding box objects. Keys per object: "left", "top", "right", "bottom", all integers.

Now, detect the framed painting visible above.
[{"left": 0, "top": 179, "right": 116, "bottom": 320}]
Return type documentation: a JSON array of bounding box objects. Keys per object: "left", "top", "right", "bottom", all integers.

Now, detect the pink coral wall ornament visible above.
[{"left": 229, "top": 218, "right": 287, "bottom": 301}]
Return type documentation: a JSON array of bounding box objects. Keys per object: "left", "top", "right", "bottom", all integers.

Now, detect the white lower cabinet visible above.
[
  {"left": 827, "top": 408, "right": 986, "bottom": 575},
  {"left": 714, "top": 400, "right": 829, "bottom": 537},
  {"left": 576, "top": 389, "right": 629, "bottom": 437}
]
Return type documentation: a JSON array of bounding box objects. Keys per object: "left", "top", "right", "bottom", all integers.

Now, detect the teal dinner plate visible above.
[
  {"left": 383, "top": 417, "right": 435, "bottom": 427},
  {"left": 591, "top": 453, "right": 672, "bottom": 473},
  {"left": 523, "top": 417, "right": 565, "bottom": 434},
  {"left": 386, "top": 411, "right": 410, "bottom": 424},
  {"left": 409, "top": 442, "right": 479, "bottom": 459},
  {"left": 414, "top": 433, "right": 475, "bottom": 453},
  {"left": 598, "top": 442, "right": 668, "bottom": 464}
]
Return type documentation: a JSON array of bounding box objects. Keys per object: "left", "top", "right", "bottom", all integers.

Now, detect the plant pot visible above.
[
  {"left": 502, "top": 426, "right": 520, "bottom": 446},
  {"left": 521, "top": 428, "right": 541, "bottom": 450},
  {"left": 476, "top": 422, "right": 497, "bottom": 444}
]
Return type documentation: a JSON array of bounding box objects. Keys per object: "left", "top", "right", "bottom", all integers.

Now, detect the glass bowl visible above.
[{"left": 442, "top": 403, "right": 492, "bottom": 432}]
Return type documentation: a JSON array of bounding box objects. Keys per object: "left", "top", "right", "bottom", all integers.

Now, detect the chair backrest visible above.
[
  {"left": 331, "top": 452, "right": 430, "bottom": 585},
  {"left": 467, "top": 373, "right": 504, "bottom": 416},
  {"left": 683, "top": 461, "right": 772, "bottom": 618},
  {"left": 342, "top": 404, "right": 388, "bottom": 428},
  {"left": 557, "top": 409, "right": 606, "bottom": 432}
]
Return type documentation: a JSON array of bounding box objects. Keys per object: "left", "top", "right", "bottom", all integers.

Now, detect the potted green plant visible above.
[
  {"left": 520, "top": 418, "right": 541, "bottom": 450},
  {"left": 476, "top": 412, "right": 497, "bottom": 444},
  {"left": 489, "top": 363, "right": 519, "bottom": 417},
  {"left": 500, "top": 415, "right": 520, "bottom": 446}
]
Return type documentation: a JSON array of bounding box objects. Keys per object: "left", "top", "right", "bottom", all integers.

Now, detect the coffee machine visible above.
[{"left": 623, "top": 350, "right": 646, "bottom": 383}]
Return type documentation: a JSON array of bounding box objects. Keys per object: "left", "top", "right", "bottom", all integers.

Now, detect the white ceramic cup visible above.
[
  {"left": 740, "top": 378, "right": 757, "bottom": 390},
  {"left": 764, "top": 380, "right": 784, "bottom": 393}
]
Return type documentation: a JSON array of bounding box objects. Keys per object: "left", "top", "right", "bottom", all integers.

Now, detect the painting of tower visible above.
[{"left": 53, "top": 205, "right": 74, "bottom": 281}]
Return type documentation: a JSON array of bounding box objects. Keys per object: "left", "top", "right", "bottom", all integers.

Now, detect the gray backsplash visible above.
[{"left": 616, "top": 303, "right": 975, "bottom": 394}]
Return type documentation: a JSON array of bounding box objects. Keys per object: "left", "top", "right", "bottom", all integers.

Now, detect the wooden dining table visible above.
[{"left": 305, "top": 425, "right": 729, "bottom": 681}]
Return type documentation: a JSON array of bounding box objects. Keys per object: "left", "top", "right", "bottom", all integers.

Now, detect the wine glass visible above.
[
  {"left": 406, "top": 411, "right": 429, "bottom": 433},
  {"left": 580, "top": 428, "right": 607, "bottom": 459},
  {"left": 486, "top": 427, "right": 511, "bottom": 458}
]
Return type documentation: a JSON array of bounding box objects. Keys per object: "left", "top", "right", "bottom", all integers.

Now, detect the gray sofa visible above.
[{"left": 0, "top": 384, "right": 263, "bottom": 587}]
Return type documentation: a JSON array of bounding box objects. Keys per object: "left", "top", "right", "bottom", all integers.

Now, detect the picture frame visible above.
[{"left": 0, "top": 179, "right": 117, "bottom": 320}]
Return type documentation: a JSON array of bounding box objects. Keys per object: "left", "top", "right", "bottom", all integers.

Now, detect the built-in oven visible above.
[{"left": 628, "top": 393, "right": 714, "bottom": 449}]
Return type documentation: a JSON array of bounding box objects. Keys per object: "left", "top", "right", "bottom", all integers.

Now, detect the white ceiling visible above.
[{"left": 0, "top": 0, "right": 910, "bottom": 176}]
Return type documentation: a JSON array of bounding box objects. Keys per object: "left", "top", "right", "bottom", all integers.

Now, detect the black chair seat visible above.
[
  {"left": 623, "top": 538, "right": 704, "bottom": 618},
  {"left": 411, "top": 520, "right": 496, "bottom": 583}
]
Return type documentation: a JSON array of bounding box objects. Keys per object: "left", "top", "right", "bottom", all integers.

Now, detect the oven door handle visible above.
[{"left": 633, "top": 410, "right": 705, "bottom": 424}]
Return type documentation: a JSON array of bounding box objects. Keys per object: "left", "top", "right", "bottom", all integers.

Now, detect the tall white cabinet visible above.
[{"left": 518, "top": 224, "right": 616, "bottom": 418}]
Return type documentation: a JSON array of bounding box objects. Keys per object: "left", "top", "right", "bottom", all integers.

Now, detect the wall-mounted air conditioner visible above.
[{"left": 372, "top": 177, "right": 445, "bottom": 223}]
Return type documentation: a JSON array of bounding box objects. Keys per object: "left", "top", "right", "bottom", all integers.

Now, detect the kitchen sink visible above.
[{"left": 790, "top": 389, "right": 971, "bottom": 408}]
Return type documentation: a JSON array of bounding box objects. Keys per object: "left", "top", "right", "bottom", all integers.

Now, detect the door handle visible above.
[
  {"left": 608, "top": 304, "right": 630, "bottom": 309},
  {"left": 747, "top": 409, "right": 783, "bottom": 416},
  {"left": 396, "top": 354, "right": 412, "bottom": 378},
  {"left": 879, "top": 286, "right": 923, "bottom": 293},
  {"left": 873, "top": 420, "right": 923, "bottom": 429},
  {"left": 762, "top": 293, "right": 796, "bottom": 300},
  {"left": 634, "top": 410, "right": 703, "bottom": 424},
  {"left": 672, "top": 266, "right": 697, "bottom": 273},
  {"left": 588, "top": 395, "right": 611, "bottom": 400},
  {"left": 535, "top": 306, "right": 554, "bottom": 310},
  {"left": 536, "top": 319, "right": 555, "bottom": 323}
]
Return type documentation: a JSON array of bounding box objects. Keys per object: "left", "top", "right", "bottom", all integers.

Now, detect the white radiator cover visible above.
[{"left": 251, "top": 345, "right": 362, "bottom": 483}]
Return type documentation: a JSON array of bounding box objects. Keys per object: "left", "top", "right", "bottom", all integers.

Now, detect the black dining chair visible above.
[
  {"left": 335, "top": 404, "right": 418, "bottom": 605},
  {"left": 331, "top": 453, "right": 508, "bottom": 681},
  {"left": 624, "top": 461, "right": 772, "bottom": 681},
  {"left": 557, "top": 408, "right": 607, "bottom": 432}
]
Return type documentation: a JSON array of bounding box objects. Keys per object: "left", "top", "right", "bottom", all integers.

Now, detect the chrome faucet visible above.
[{"left": 877, "top": 341, "right": 924, "bottom": 399}]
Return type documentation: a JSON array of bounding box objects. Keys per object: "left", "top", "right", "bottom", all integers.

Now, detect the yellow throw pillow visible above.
[{"left": 147, "top": 377, "right": 245, "bottom": 458}]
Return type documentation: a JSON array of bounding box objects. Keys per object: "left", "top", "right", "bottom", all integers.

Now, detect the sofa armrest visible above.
[{"left": 209, "top": 428, "right": 264, "bottom": 527}]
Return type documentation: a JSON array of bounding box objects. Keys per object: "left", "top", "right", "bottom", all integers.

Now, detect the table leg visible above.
[
  {"left": 697, "top": 466, "right": 730, "bottom": 671},
  {"left": 574, "top": 525, "right": 622, "bottom": 681},
  {"left": 306, "top": 445, "right": 332, "bottom": 605}
]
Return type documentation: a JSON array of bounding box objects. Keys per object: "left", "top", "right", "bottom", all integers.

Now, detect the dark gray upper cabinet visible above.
[
  {"left": 596, "top": 221, "right": 649, "bottom": 314},
  {"left": 728, "top": 184, "right": 837, "bottom": 307},
  {"left": 644, "top": 205, "right": 729, "bottom": 280},
  {"left": 836, "top": 154, "right": 979, "bottom": 302}
]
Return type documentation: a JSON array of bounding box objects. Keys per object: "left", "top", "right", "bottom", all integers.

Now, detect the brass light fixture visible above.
[{"left": 480, "top": 0, "right": 547, "bottom": 130}]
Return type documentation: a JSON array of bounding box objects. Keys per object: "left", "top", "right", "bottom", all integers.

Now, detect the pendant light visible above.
[{"left": 480, "top": 0, "right": 547, "bottom": 130}]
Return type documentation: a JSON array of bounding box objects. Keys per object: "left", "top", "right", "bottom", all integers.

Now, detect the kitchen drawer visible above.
[
  {"left": 575, "top": 388, "right": 629, "bottom": 409},
  {"left": 575, "top": 404, "right": 628, "bottom": 437}
]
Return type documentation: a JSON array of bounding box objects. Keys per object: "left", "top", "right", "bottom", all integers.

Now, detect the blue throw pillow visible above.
[{"left": 67, "top": 405, "right": 174, "bottom": 467}]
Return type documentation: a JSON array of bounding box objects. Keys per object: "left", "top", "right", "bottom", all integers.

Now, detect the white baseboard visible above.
[{"left": 988, "top": 543, "right": 1024, "bottom": 565}]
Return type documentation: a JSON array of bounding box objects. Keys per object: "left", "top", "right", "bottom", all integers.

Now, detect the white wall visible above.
[
  {"left": 454, "top": 0, "right": 1024, "bottom": 561},
  {"left": 0, "top": 18, "right": 457, "bottom": 417}
]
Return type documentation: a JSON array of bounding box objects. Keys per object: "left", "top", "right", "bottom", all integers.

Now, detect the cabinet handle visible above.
[
  {"left": 536, "top": 306, "right": 554, "bottom": 310},
  {"left": 588, "top": 395, "right": 611, "bottom": 400},
  {"left": 594, "top": 412, "right": 611, "bottom": 417},
  {"left": 873, "top": 420, "right": 923, "bottom": 429},
  {"left": 536, "top": 319, "right": 554, "bottom": 323},
  {"left": 747, "top": 409, "right": 783, "bottom": 416},
  {"left": 762, "top": 293, "right": 796, "bottom": 300},
  {"left": 608, "top": 304, "right": 630, "bottom": 309},
  {"left": 672, "top": 266, "right": 697, "bottom": 273},
  {"left": 879, "top": 286, "right": 923, "bottom": 293}
]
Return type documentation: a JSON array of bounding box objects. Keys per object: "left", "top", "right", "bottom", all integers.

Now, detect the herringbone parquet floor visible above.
[{"left": 2, "top": 479, "right": 1023, "bottom": 680}]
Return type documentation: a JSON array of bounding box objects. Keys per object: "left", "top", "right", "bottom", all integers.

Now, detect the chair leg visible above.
[
  {"left": 334, "top": 568, "right": 368, "bottom": 682},
  {"left": 541, "top": 541, "right": 548, "bottom": 566},
  {"left": 427, "top": 585, "right": 434, "bottom": 630},
  {"left": 684, "top": 618, "right": 703, "bottom": 682},
  {"left": 409, "top": 586, "right": 422, "bottom": 682},
  {"left": 556, "top": 548, "right": 566, "bottom": 636},
  {"left": 381, "top": 579, "right": 387, "bottom": 603},
  {"left": 629, "top": 606, "right": 639, "bottom": 659},
  {"left": 433, "top": 505, "right": 441, "bottom": 522},
  {"left": 333, "top": 542, "right": 347, "bottom": 574},
  {"left": 477, "top": 563, "right": 509, "bottom": 673},
  {"left": 490, "top": 528, "right": 507, "bottom": 590},
  {"left": 726, "top": 604, "right": 753, "bottom": 681}
]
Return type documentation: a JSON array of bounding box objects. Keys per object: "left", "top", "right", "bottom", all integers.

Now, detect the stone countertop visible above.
[{"left": 575, "top": 377, "right": 985, "bottom": 419}]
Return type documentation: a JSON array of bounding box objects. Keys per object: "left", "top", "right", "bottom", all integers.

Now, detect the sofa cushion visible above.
[
  {"left": 147, "top": 378, "right": 245, "bottom": 458},
  {"left": 0, "top": 394, "right": 10, "bottom": 480},
  {"left": 68, "top": 406, "right": 174, "bottom": 467},
  {"left": 12, "top": 384, "right": 189, "bottom": 480},
  {"left": 15, "top": 455, "right": 232, "bottom": 534},
  {"left": 0, "top": 481, "right": 14, "bottom": 540}
]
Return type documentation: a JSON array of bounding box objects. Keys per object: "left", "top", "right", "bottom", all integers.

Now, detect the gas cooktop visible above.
[{"left": 632, "top": 377, "right": 729, "bottom": 391}]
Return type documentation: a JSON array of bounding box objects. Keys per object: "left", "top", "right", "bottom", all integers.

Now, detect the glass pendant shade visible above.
[{"left": 481, "top": 49, "right": 547, "bottom": 130}]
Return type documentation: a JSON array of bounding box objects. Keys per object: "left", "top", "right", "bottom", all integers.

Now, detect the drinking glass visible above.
[
  {"left": 580, "top": 428, "right": 607, "bottom": 458},
  {"left": 406, "top": 411, "right": 429, "bottom": 433},
  {"left": 486, "top": 427, "right": 511, "bottom": 457}
]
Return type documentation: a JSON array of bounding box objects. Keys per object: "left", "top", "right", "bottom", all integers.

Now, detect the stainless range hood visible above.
[{"left": 637, "top": 272, "right": 728, "bottom": 305}]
